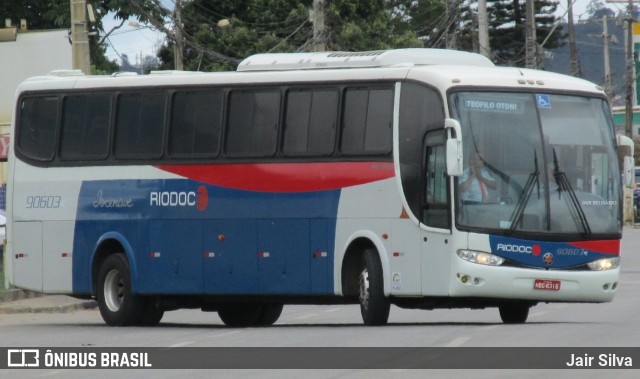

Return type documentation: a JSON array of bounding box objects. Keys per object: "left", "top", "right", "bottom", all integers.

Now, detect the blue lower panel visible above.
[
  {"left": 147, "top": 220, "right": 203, "bottom": 294},
  {"left": 202, "top": 220, "right": 259, "bottom": 294},
  {"left": 258, "top": 219, "right": 310, "bottom": 294},
  {"left": 73, "top": 179, "right": 339, "bottom": 296}
]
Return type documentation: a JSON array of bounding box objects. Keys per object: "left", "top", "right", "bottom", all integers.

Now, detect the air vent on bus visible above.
[{"left": 237, "top": 48, "right": 495, "bottom": 72}]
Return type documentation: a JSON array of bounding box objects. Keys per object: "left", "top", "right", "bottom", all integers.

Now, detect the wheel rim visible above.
[
  {"left": 104, "top": 269, "right": 124, "bottom": 312},
  {"left": 359, "top": 268, "right": 370, "bottom": 311}
]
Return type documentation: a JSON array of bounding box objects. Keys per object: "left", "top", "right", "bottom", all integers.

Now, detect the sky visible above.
[{"left": 100, "top": 0, "right": 624, "bottom": 66}]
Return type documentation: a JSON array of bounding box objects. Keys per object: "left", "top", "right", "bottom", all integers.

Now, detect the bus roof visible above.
[
  {"left": 237, "top": 48, "right": 495, "bottom": 71},
  {"left": 15, "top": 51, "right": 603, "bottom": 97}
]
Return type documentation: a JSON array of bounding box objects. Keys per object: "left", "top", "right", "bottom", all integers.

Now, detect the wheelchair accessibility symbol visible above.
[{"left": 536, "top": 94, "right": 551, "bottom": 109}]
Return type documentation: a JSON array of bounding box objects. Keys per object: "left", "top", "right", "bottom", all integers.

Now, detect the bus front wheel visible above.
[
  {"left": 498, "top": 303, "right": 530, "bottom": 324},
  {"left": 359, "top": 248, "right": 390, "bottom": 326},
  {"left": 96, "top": 253, "right": 145, "bottom": 326}
]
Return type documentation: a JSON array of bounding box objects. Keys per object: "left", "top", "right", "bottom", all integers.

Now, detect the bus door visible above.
[{"left": 420, "top": 129, "right": 453, "bottom": 296}]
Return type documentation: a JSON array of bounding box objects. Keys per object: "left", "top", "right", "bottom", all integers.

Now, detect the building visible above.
[{"left": 0, "top": 26, "right": 72, "bottom": 209}]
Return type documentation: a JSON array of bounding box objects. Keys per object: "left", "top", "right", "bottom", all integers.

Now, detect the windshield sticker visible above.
[
  {"left": 536, "top": 94, "right": 551, "bottom": 109},
  {"left": 462, "top": 99, "right": 520, "bottom": 112}
]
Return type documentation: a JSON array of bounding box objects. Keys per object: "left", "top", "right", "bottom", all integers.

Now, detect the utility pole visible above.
[
  {"left": 70, "top": 0, "right": 91, "bottom": 74},
  {"left": 525, "top": 0, "right": 537, "bottom": 69},
  {"left": 625, "top": 0, "right": 634, "bottom": 138},
  {"left": 313, "top": 0, "right": 326, "bottom": 52},
  {"left": 445, "top": 0, "right": 457, "bottom": 49},
  {"left": 477, "top": 0, "right": 491, "bottom": 59},
  {"left": 174, "top": 0, "right": 184, "bottom": 70},
  {"left": 603, "top": 15, "right": 613, "bottom": 102},
  {"left": 567, "top": 0, "right": 581, "bottom": 76}
]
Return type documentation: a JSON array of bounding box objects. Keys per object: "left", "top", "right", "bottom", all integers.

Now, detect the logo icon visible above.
[
  {"left": 532, "top": 245, "right": 542, "bottom": 256},
  {"left": 196, "top": 186, "right": 208, "bottom": 211},
  {"left": 543, "top": 252, "right": 554, "bottom": 266},
  {"left": 7, "top": 349, "right": 40, "bottom": 367}
]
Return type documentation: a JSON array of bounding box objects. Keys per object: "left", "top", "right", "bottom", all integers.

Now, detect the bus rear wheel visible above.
[
  {"left": 96, "top": 254, "right": 145, "bottom": 326},
  {"left": 139, "top": 297, "right": 164, "bottom": 326},
  {"left": 359, "top": 248, "right": 390, "bottom": 326},
  {"left": 255, "top": 304, "right": 283, "bottom": 326},
  {"left": 218, "top": 304, "right": 262, "bottom": 327},
  {"left": 499, "top": 303, "right": 530, "bottom": 324}
]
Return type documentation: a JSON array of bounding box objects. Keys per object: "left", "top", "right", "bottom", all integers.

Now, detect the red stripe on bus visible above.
[
  {"left": 155, "top": 162, "right": 395, "bottom": 192},
  {"left": 567, "top": 240, "right": 620, "bottom": 255}
]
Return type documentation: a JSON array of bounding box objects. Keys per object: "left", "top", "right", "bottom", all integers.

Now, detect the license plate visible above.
[{"left": 533, "top": 279, "right": 561, "bottom": 291}]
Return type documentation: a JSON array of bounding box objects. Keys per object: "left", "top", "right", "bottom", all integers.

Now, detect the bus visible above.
[{"left": 5, "top": 49, "right": 634, "bottom": 327}]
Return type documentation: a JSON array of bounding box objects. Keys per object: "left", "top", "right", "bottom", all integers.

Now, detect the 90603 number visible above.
[{"left": 26, "top": 195, "right": 62, "bottom": 209}]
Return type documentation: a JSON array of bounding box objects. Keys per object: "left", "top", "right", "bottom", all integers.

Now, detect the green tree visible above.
[
  {"left": 158, "top": 0, "right": 427, "bottom": 71},
  {"left": 458, "top": 0, "right": 564, "bottom": 67}
]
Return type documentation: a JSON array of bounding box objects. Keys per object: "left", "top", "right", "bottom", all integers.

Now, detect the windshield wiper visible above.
[
  {"left": 552, "top": 148, "right": 592, "bottom": 235},
  {"left": 508, "top": 150, "right": 540, "bottom": 232}
]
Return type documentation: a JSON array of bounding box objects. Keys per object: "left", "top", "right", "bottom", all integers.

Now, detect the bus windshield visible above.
[{"left": 450, "top": 91, "right": 621, "bottom": 237}]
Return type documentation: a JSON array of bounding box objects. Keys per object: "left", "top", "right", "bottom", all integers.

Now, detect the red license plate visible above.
[{"left": 533, "top": 279, "right": 561, "bottom": 291}]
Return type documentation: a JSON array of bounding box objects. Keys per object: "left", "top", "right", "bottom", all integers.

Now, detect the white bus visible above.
[{"left": 5, "top": 49, "right": 633, "bottom": 327}]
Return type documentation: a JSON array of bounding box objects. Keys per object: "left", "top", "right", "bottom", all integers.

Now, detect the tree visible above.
[
  {"left": 324, "top": 0, "right": 422, "bottom": 51},
  {"left": 458, "top": 0, "right": 564, "bottom": 67},
  {"left": 156, "top": 0, "right": 428, "bottom": 71},
  {"left": 0, "top": 0, "right": 167, "bottom": 74}
]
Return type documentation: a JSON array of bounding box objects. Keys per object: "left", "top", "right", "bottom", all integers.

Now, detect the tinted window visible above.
[
  {"left": 18, "top": 96, "right": 58, "bottom": 161},
  {"left": 115, "top": 92, "right": 166, "bottom": 159},
  {"left": 61, "top": 94, "right": 110, "bottom": 160},
  {"left": 170, "top": 90, "right": 223, "bottom": 157},
  {"left": 341, "top": 87, "right": 393, "bottom": 155},
  {"left": 226, "top": 90, "right": 280, "bottom": 157},
  {"left": 423, "top": 130, "right": 449, "bottom": 229},
  {"left": 284, "top": 89, "right": 337, "bottom": 156}
]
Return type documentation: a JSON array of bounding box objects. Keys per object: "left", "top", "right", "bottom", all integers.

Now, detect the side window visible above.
[
  {"left": 283, "top": 89, "right": 338, "bottom": 156},
  {"left": 170, "top": 90, "right": 223, "bottom": 157},
  {"left": 114, "top": 92, "right": 166, "bottom": 159},
  {"left": 423, "top": 130, "right": 450, "bottom": 229},
  {"left": 341, "top": 87, "right": 393, "bottom": 155},
  {"left": 60, "top": 94, "right": 110, "bottom": 160},
  {"left": 17, "top": 96, "right": 58, "bottom": 161},
  {"left": 226, "top": 90, "right": 280, "bottom": 157}
]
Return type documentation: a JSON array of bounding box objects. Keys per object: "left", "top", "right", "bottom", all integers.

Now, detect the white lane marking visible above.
[
  {"left": 323, "top": 307, "right": 343, "bottom": 313},
  {"left": 445, "top": 336, "right": 471, "bottom": 347},
  {"left": 169, "top": 341, "right": 196, "bottom": 347},
  {"left": 294, "top": 313, "right": 319, "bottom": 320}
]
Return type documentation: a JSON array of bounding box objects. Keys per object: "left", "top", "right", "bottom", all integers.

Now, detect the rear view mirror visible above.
[
  {"left": 445, "top": 118, "right": 463, "bottom": 176},
  {"left": 616, "top": 134, "right": 634, "bottom": 188}
]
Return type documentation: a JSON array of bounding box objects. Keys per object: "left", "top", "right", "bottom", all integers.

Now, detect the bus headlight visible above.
[
  {"left": 457, "top": 250, "right": 504, "bottom": 266},
  {"left": 587, "top": 257, "right": 620, "bottom": 271}
]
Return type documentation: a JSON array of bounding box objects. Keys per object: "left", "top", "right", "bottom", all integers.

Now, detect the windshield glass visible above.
[{"left": 450, "top": 91, "right": 621, "bottom": 237}]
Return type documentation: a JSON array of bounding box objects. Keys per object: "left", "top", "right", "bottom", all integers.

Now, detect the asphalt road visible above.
[{"left": 1, "top": 226, "right": 639, "bottom": 378}]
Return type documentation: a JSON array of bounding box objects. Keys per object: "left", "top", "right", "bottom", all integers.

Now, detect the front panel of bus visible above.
[{"left": 446, "top": 90, "right": 621, "bottom": 302}]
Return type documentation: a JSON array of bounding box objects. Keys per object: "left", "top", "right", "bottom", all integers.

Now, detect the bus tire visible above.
[
  {"left": 218, "top": 303, "right": 262, "bottom": 327},
  {"left": 255, "top": 304, "right": 284, "bottom": 326},
  {"left": 96, "top": 254, "right": 145, "bottom": 326},
  {"left": 499, "top": 303, "right": 529, "bottom": 324},
  {"left": 139, "top": 298, "right": 164, "bottom": 326},
  {"left": 359, "top": 248, "right": 390, "bottom": 326}
]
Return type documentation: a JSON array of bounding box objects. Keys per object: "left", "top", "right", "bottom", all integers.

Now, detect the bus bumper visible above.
[{"left": 449, "top": 258, "right": 619, "bottom": 303}]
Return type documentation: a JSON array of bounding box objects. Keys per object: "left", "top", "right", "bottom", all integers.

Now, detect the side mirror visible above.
[
  {"left": 616, "top": 134, "right": 634, "bottom": 188},
  {"left": 445, "top": 118, "right": 463, "bottom": 176}
]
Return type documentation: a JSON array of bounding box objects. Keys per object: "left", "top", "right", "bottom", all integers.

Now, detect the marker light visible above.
[
  {"left": 457, "top": 250, "right": 504, "bottom": 266},
  {"left": 587, "top": 257, "right": 620, "bottom": 271}
]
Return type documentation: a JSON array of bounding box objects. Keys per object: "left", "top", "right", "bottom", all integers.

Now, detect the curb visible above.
[
  {"left": 0, "top": 288, "right": 45, "bottom": 303},
  {"left": 0, "top": 299, "right": 98, "bottom": 314}
]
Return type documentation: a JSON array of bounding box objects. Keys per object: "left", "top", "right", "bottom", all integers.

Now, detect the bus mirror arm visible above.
[{"left": 445, "top": 118, "right": 463, "bottom": 176}]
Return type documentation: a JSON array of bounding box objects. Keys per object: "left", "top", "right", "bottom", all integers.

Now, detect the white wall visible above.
[{"left": 0, "top": 29, "right": 72, "bottom": 129}]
